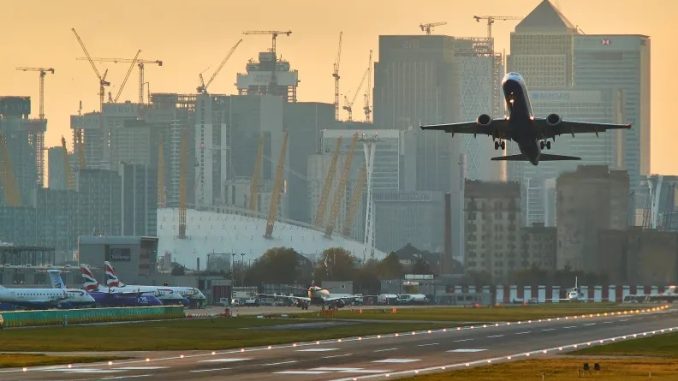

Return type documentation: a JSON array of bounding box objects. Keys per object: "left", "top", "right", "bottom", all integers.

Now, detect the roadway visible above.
[{"left": 2, "top": 306, "right": 676, "bottom": 381}]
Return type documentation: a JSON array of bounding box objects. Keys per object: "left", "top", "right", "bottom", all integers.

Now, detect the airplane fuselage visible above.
[{"left": 502, "top": 72, "right": 541, "bottom": 165}]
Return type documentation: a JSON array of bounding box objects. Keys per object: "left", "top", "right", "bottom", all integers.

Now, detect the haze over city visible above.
[{"left": 1, "top": 0, "right": 677, "bottom": 174}]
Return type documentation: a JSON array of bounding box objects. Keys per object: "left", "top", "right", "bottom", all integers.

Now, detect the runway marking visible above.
[
  {"left": 541, "top": 328, "right": 556, "bottom": 332},
  {"left": 454, "top": 338, "right": 474, "bottom": 343},
  {"left": 190, "top": 367, "right": 231, "bottom": 373},
  {"left": 297, "top": 347, "right": 338, "bottom": 352},
  {"left": 374, "top": 347, "right": 398, "bottom": 352},
  {"left": 323, "top": 353, "right": 352, "bottom": 359},
  {"left": 199, "top": 357, "right": 253, "bottom": 363},
  {"left": 603, "top": 321, "right": 614, "bottom": 324},
  {"left": 276, "top": 370, "right": 329, "bottom": 374},
  {"left": 563, "top": 326, "right": 577, "bottom": 329},
  {"left": 113, "top": 367, "right": 167, "bottom": 370},
  {"left": 584, "top": 323, "right": 596, "bottom": 327},
  {"left": 311, "top": 367, "right": 392, "bottom": 374},
  {"left": 48, "top": 368, "right": 124, "bottom": 374},
  {"left": 417, "top": 342, "right": 440, "bottom": 347},
  {"left": 373, "top": 358, "right": 420, "bottom": 363},
  {"left": 265, "top": 360, "right": 297, "bottom": 366},
  {"left": 487, "top": 334, "right": 504, "bottom": 338},
  {"left": 514, "top": 331, "right": 531, "bottom": 335},
  {"left": 619, "top": 319, "right": 629, "bottom": 322},
  {"left": 100, "top": 375, "right": 151, "bottom": 380},
  {"left": 447, "top": 349, "right": 487, "bottom": 353}
]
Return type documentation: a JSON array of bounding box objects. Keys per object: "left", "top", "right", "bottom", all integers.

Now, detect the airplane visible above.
[
  {"left": 562, "top": 276, "right": 589, "bottom": 302},
  {"left": 263, "top": 283, "right": 365, "bottom": 310},
  {"left": 78, "top": 265, "right": 163, "bottom": 307},
  {"left": 104, "top": 261, "right": 195, "bottom": 306},
  {"left": 0, "top": 278, "right": 95, "bottom": 310},
  {"left": 420, "top": 72, "right": 631, "bottom": 165}
]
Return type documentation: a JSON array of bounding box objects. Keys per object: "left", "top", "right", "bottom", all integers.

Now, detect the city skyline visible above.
[{"left": 1, "top": 0, "right": 676, "bottom": 174}]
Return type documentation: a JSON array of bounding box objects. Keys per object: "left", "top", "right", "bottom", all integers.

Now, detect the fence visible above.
[{"left": 0, "top": 306, "right": 185, "bottom": 328}]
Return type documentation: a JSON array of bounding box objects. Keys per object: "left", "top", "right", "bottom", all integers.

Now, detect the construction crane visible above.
[
  {"left": 419, "top": 21, "right": 447, "bottom": 35},
  {"left": 71, "top": 28, "right": 110, "bottom": 125},
  {"left": 264, "top": 131, "right": 288, "bottom": 239},
  {"left": 343, "top": 52, "right": 371, "bottom": 121},
  {"left": 242, "top": 30, "right": 291, "bottom": 59},
  {"left": 77, "top": 52, "right": 162, "bottom": 104},
  {"left": 0, "top": 133, "right": 21, "bottom": 207},
  {"left": 157, "top": 142, "right": 166, "bottom": 208},
  {"left": 15, "top": 67, "right": 54, "bottom": 119},
  {"left": 342, "top": 165, "right": 366, "bottom": 237},
  {"left": 197, "top": 38, "right": 243, "bottom": 94},
  {"left": 314, "top": 137, "right": 342, "bottom": 227},
  {"left": 332, "top": 32, "right": 343, "bottom": 120},
  {"left": 178, "top": 127, "right": 189, "bottom": 239},
  {"left": 60, "top": 136, "right": 75, "bottom": 191},
  {"left": 249, "top": 134, "right": 264, "bottom": 212},
  {"left": 363, "top": 50, "right": 373, "bottom": 122},
  {"left": 472, "top": 15, "right": 521, "bottom": 40},
  {"left": 325, "top": 133, "right": 358, "bottom": 238}
]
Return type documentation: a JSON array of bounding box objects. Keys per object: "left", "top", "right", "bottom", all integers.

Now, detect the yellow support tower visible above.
[
  {"left": 0, "top": 133, "right": 21, "bottom": 207},
  {"left": 61, "top": 136, "right": 75, "bottom": 191},
  {"left": 157, "top": 142, "right": 166, "bottom": 208},
  {"left": 314, "top": 136, "right": 342, "bottom": 227},
  {"left": 264, "top": 131, "right": 288, "bottom": 239},
  {"left": 342, "top": 165, "right": 366, "bottom": 237},
  {"left": 249, "top": 134, "right": 264, "bottom": 212},
  {"left": 178, "top": 128, "right": 189, "bottom": 239},
  {"left": 325, "top": 133, "right": 358, "bottom": 237}
]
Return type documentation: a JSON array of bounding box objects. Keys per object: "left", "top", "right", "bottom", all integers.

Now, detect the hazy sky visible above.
[{"left": 1, "top": 0, "right": 676, "bottom": 174}]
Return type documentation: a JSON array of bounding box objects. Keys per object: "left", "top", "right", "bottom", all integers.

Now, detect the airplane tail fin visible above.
[
  {"left": 47, "top": 269, "right": 66, "bottom": 289},
  {"left": 80, "top": 264, "right": 99, "bottom": 292},
  {"left": 491, "top": 153, "right": 581, "bottom": 161},
  {"left": 104, "top": 261, "right": 125, "bottom": 287}
]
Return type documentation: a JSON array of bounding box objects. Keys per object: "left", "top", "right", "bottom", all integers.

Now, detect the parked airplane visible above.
[
  {"left": 104, "top": 262, "right": 193, "bottom": 306},
  {"left": 0, "top": 276, "right": 95, "bottom": 309},
  {"left": 421, "top": 72, "right": 631, "bottom": 164},
  {"left": 563, "top": 276, "right": 589, "bottom": 302},
  {"left": 78, "top": 265, "right": 163, "bottom": 307},
  {"left": 264, "top": 283, "right": 365, "bottom": 310}
]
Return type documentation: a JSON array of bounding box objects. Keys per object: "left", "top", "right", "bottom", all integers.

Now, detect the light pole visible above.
[{"left": 240, "top": 253, "right": 246, "bottom": 286}]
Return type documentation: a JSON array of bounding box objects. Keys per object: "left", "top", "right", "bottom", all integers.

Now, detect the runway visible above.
[{"left": 3, "top": 306, "right": 676, "bottom": 381}]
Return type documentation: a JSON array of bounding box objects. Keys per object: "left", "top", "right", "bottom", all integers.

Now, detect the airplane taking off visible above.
[
  {"left": 421, "top": 72, "right": 631, "bottom": 165},
  {"left": 264, "top": 283, "right": 364, "bottom": 310}
]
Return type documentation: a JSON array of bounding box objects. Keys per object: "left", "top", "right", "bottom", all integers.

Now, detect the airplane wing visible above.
[
  {"left": 420, "top": 119, "right": 509, "bottom": 139},
  {"left": 260, "top": 294, "right": 311, "bottom": 302},
  {"left": 324, "top": 295, "right": 365, "bottom": 303},
  {"left": 537, "top": 119, "right": 631, "bottom": 139}
]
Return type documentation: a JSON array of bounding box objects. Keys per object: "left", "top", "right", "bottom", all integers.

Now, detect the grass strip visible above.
[
  {"left": 0, "top": 353, "right": 125, "bottom": 368},
  {"left": 399, "top": 358, "right": 678, "bottom": 380},
  {"left": 571, "top": 331, "right": 678, "bottom": 357}
]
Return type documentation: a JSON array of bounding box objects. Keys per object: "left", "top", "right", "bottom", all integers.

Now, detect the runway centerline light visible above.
[
  {"left": 108, "top": 361, "right": 113, "bottom": 366},
  {"left": 211, "top": 351, "right": 216, "bottom": 355},
  {"left": 146, "top": 358, "right": 150, "bottom": 362},
  {"left": 180, "top": 355, "right": 184, "bottom": 359}
]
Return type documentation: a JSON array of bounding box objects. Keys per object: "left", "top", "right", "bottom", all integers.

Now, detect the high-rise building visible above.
[
  {"left": 236, "top": 51, "right": 300, "bottom": 102},
  {"left": 0, "top": 97, "right": 38, "bottom": 206},
  {"left": 47, "top": 147, "right": 67, "bottom": 191},
  {"left": 556, "top": 165, "right": 629, "bottom": 271},
  {"left": 77, "top": 169, "right": 121, "bottom": 236},
  {"left": 194, "top": 94, "right": 228, "bottom": 208},
  {"left": 119, "top": 163, "right": 157, "bottom": 236}
]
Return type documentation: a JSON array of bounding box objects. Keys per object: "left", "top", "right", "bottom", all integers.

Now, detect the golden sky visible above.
[{"left": 1, "top": 0, "right": 676, "bottom": 173}]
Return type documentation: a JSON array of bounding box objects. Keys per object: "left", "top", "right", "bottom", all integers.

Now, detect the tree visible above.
[
  {"left": 376, "top": 252, "right": 403, "bottom": 279},
  {"left": 246, "top": 247, "right": 311, "bottom": 286},
  {"left": 411, "top": 257, "right": 432, "bottom": 274},
  {"left": 353, "top": 259, "right": 381, "bottom": 294},
  {"left": 171, "top": 262, "right": 186, "bottom": 276},
  {"left": 314, "top": 247, "right": 356, "bottom": 282}
]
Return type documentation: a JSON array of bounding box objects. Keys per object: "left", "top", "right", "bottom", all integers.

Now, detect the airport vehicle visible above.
[
  {"left": 264, "top": 283, "right": 365, "bottom": 310},
  {"left": 78, "top": 265, "right": 163, "bottom": 307},
  {"left": 396, "top": 293, "right": 430, "bottom": 305},
  {"left": 0, "top": 277, "right": 95, "bottom": 309},
  {"left": 421, "top": 72, "right": 631, "bottom": 164},
  {"left": 104, "top": 261, "right": 205, "bottom": 306}
]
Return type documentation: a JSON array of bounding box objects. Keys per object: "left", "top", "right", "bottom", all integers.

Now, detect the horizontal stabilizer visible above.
[{"left": 491, "top": 153, "right": 581, "bottom": 161}]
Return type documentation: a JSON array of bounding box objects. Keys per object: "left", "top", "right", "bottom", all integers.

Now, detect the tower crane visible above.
[
  {"left": 332, "top": 32, "right": 343, "bottom": 120},
  {"left": 314, "top": 137, "right": 342, "bottom": 227},
  {"left": 242, "top": 30, "right": 291, "bottom": 59},
  {"left": 77, "top": 51, "right": 161, "bottom": 104},
  {"left": 71, "top": 28, "right": 110, "bottom": 126},
  {"left": 264, "top": 131, "right": 288, "bottom": 239},
  {"left": 472, "top": 15, "right": 521, "bottom": 40},
  {"left": 325, "top": 133, "right": 358, "bottom": 238},
  {"left": 419, "top": 21, "right": 447, "bottom": 35},
  {"left": 343, "top": 52, "right": 370, "bottom": 121},
  {"left": 363, "top": 50, "right": 373, "bottom": 122},
  {"left": 197, "top": 38, "right": 243, "bottom": 94},
  {"left": 0, "top": 133, "right": 21, "bottom": 207},
  {"left": 15, "top": 67, "right": 54, "bottom": 119}
]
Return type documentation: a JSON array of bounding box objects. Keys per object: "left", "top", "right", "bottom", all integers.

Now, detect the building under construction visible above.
[{"left": 236, "top": 51, "right": 299, "bottom": 102}]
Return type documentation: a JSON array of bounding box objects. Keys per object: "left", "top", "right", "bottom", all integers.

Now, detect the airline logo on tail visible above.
[
  {"left": 105, "top": 261, "right": 125, "bottom": 287},
  {"left": 48, "top": 269, "right": 65, "bottom": 289},
  {"left": 80, "top": 264, "right": 99, "bottom": 292}
]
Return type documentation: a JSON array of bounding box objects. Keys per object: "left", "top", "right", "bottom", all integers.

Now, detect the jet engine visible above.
[
  {"left": 476, "top": 114, "right": 492, "bottom": 126},
  {"left": 546, "top": 113, "right": 562, "bottom": 126},
  {"left": 335, "top": 299, "right": 346, "bottom": 308}
]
